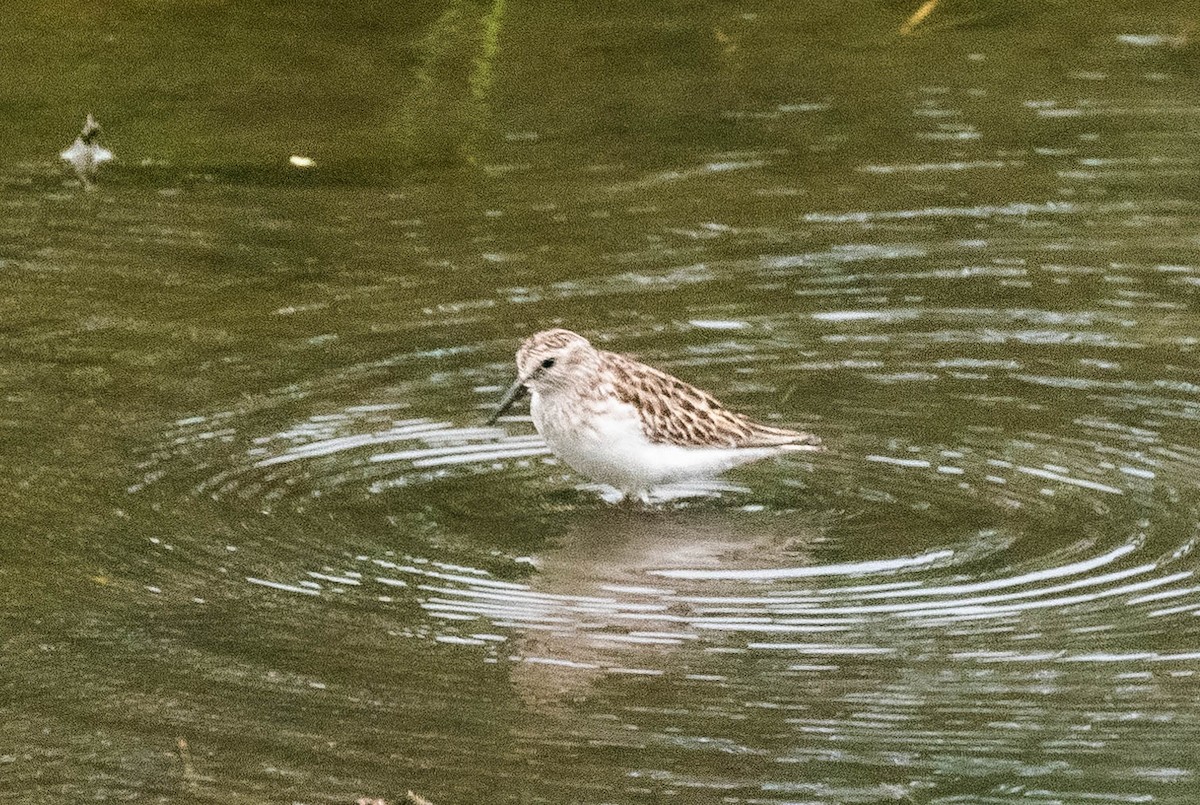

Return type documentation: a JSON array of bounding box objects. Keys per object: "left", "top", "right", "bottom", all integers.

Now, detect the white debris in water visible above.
[{"left": 288, "top": 154, "right": 316, "bottom": 168}]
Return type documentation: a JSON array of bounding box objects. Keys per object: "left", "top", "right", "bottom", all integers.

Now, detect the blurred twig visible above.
[
  {"left": 899, "top": 0, "right": 940, "bottom": 35},
  {"left": 176, "top": 737, "right": 198, "bottom": 792}
]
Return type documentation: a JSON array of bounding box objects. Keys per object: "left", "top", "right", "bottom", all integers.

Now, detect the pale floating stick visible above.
[
  {"left": 176, "top": 737, "right": 198, "bottom": 790},
  {"left": 899, "top": 0, "right": 940, "bottom": 35}
]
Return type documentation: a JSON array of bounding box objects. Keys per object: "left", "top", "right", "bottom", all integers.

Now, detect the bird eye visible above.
[{"left": 541, "top": 358, "right": 556, "bottom": 369}]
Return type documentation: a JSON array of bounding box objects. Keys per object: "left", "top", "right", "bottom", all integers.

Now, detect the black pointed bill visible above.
[{"left": 485, "top": 377, "right": 528, "bottom": 425}]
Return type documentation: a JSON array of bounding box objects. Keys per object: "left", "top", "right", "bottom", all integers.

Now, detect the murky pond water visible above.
[{"left": 4, "top": 2, "right": 1200, "bottom": 803}]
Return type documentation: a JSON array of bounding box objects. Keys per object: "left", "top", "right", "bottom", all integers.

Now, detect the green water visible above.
[{"left": 4, "top": 2, "right": 1200, "bottom": 803}]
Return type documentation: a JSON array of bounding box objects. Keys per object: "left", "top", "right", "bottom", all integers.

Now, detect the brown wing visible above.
[{"left": 602, "top": 351, "right": 822, "bottom": 449}]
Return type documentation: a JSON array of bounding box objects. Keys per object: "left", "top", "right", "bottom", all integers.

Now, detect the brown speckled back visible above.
[{"left": 600, "top": 350, "right": 822, "bottom": 450}]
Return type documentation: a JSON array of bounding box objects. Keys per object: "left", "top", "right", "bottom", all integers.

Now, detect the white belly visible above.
[{"left": 530, "top": 391, "right": 780, "bottom": 499}]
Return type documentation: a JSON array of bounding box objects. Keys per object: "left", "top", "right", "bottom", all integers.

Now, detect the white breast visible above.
[{"left": 530, "top": 389, "right": 782, "bottom": 499}]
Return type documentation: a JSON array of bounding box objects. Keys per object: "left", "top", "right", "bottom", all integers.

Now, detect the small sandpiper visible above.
[
  {"left": 486, "top": 328, "right": 823, "bottom": 501},
  {"left": 60, "top": 113, "right": 114, "bottom": 187}
]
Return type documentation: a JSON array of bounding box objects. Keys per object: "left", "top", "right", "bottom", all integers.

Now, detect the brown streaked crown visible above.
[{"left": 515, "top": 328, "right": 590, "bottom": 377}]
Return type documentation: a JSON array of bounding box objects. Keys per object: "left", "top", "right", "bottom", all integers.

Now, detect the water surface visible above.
[{"left": 3, "top": 2, "right": 1200, "bottom": 803}]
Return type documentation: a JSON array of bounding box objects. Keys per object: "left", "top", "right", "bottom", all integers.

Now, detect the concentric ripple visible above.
[
  {"left": 103, "top": 175, "right": 1200, "bottom": 798},
  {"left": 9, "top": 5, "right": 1200, "bottom": 801},
  {"left": 132, "top": 321, "right": 1200, "bottom": 658}
]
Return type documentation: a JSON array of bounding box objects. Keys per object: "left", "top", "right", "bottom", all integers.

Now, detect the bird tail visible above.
[
  {"left": 746, "top": 423, "right": 825, "bottom": 451},
  {"left": 779, "top": 436, "right": 825, "bottom": 453}
]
